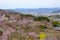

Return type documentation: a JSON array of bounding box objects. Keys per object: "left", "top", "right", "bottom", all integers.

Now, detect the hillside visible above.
[{"left": 0, "top": 10, "right": 60, "bottom": 40}]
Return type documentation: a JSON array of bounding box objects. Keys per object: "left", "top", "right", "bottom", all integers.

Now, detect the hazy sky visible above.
[{"left": 0, "top": 0, "right": 60, "bottom": 9}]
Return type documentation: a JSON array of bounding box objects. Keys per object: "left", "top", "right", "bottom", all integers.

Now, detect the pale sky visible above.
[{"left": 0, "top": 0, "right": 60, "bottom": 9}]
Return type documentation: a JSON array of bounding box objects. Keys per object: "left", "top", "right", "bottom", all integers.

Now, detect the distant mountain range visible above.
[{"left": 9, "top": 8, "right": 60, "bottom": 13}]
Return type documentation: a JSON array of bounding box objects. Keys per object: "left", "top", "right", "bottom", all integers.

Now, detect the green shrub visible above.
[
  {"left": 34, "top": 16, "right": 50, "bottom": 22},
  {"left": 20, "top": 14, "right": 34, "bottom": 17},
  {"left": 24, "top": 14, "right": 34, "bottom": 17},
  {"left": 39, "top": 25, "right": 47, "bottom": 29},
  {"left": 52, "top": 21, "right": 60, "bottom": 27},
  {"left": 0, "top": 30, "right": 3, "bottom": 35}
]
